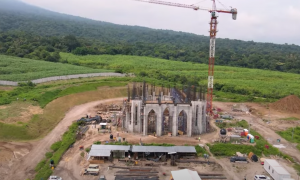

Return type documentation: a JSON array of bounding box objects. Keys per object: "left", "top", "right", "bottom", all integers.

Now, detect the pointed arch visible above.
[
  {"left": 147, "top": 109, "right": 157, "bottom": 134},
  {"left": 178, "top": 110, "right": 187, "bottom": 135},
  {"left": 162, "top": 108, "right": 171, "bottom": 135}
]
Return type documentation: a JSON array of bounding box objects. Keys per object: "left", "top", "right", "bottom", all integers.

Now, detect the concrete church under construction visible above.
[{"left": 123, "top": 82, "right": 208, "bottom": 137}]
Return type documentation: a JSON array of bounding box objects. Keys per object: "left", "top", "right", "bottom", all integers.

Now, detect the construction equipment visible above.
[
  {"left": 77, "top": 115, "right": 102, "bottom": 124},
  {"left": 132, "top": 0, "right": 237, "bottom": 115}
]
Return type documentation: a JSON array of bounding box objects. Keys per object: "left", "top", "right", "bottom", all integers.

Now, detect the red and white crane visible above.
[{"left": 133, "top": 0, "right": 237, "bottom": 115}]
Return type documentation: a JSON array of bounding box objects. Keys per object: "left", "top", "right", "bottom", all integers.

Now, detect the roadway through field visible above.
[{"left": 4, "top": 97, "right": 125, "bottom": 180}]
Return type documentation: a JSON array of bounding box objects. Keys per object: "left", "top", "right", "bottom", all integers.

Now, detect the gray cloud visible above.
[{"left": 21, "top": 0, "right": 300, "bottom": 45}]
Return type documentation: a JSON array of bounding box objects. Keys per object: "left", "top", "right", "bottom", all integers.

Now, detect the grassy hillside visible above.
[
  {"left": 0, "top": 80, "right": 127, "bottom": 141},
  {"left": 0, "top": 0, "right": 300, "bottom": 73},
  {"left": 0, "top": 55, "right": 111, "bottom": 81},
  {"left": 61, "top": 53, "right": 300, "bottom": 101}
]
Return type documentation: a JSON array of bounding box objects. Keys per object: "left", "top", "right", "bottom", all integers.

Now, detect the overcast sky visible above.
[{"left": 21, "top": 0, "right": 300, "bottom": 45}]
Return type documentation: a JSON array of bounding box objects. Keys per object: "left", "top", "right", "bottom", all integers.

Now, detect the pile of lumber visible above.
[
  {"left": 114, "top": 168, "right": 159, "bottom": 180},
  {"left": 199, "top": 173, "right": 227, "bottom": 179},
  {"left": 176, "top": 159, "right": 216, "bottom": 164}
]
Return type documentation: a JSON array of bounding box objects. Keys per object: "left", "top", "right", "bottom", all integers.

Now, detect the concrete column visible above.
[
  {"left": 125, "top": 111, "right": 129, "bottom": 130},
  {"left": 153, "top": 92, "right": 155, "bottom": 101},
  {"left": 203, "top": 104, "right": 207, "bottom": 133},
  {"left": 187, "top": 108, "right": 192, "bottom": 137},
  {"left": 199, "top": 104, "right": 203, "bottom": 134},
  {"left": 157, "top": 105, "right": 162, "bottom": 136},
  {"left": 143, "top": 108, "right": 147, "bottom": 136},
  {"left": 172, "top": 106, "right": 178, "bottom": 136},
  {"left": 128, "top": 104, "right": 133, "bottom": 133}
]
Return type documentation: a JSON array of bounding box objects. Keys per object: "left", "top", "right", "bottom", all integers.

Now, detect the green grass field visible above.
[
  {"left": 0, "top": 78, "right": 128, "bottom": 141},
  {"left": 278, "top": 127, "right": 300, "bottom": 151},
  {"left": 61, "top": 53, "right": 300, "bottom": 102},
  {"left": 0, "top": 55, "right": 112, "bottom": 81}
]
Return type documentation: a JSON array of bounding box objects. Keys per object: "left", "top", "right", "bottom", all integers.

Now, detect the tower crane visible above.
[{"left": 132, "top": 0, "right": 237, "bottom": 115}]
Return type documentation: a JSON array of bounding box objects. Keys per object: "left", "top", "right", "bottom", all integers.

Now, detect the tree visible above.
[{"left": 63, "top": 35, "right": 81, "bottom": 52}]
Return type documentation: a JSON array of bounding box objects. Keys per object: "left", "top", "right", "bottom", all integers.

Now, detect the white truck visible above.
[
  {"left": 83, "top": 164, "right": 100, "bottom": 176},
  {"left": 49, "top": 176, "right": 62, "bottom": 180}
]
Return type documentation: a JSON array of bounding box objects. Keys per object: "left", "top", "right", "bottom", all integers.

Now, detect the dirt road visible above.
[
  {"left": 4, "top": 97, "right": 125, "bottom": 180},
  {"left": 214, "top": 102, "right": 300, "bottom": 163}
]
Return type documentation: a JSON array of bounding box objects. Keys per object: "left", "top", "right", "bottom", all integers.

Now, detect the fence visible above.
[{"left": 0, "top": 73, "right": 126, "bottom": 86}]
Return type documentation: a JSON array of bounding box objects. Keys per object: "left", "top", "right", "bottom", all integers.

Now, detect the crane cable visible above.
[
  {"left": 216, "top": 0, "right": 229, "bottom": 9},
  {"left": 191, "top": 0, "right": 207, "bottom": 6}
]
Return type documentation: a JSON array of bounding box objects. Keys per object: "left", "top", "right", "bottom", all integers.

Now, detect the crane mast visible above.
[{"left": 132, "top": 0, "right": 237, "bottom": 116}]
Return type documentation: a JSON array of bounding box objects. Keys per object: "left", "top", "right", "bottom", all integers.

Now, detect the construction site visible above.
[
  {"left": 0, "top": 0, "right": 300, "bottom": 180},
  {"left": 46, "top": 93, "right": 299, "bottom": 180},
  {"left": 0, "top": 89, "right": 300, "bottom": 180}
]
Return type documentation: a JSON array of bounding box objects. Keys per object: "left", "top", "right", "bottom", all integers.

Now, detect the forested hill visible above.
[{"left": 1, "top": 0, "right": 300, "bottom": 73}]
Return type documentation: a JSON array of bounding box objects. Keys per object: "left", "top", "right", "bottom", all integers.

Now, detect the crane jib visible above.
[{"left": 131, "top": 0, "right": 238, "bottom": 115}]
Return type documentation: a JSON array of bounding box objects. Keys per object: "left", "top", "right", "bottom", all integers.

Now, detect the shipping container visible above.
[{"left": 263, "top": 159, "right": 293, "bottom": 180}]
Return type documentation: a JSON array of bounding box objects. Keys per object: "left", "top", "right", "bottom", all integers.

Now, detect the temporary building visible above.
[
  {"left": 131, "top": 146, "right": 196, "bottom": 153},
  {"left": 132, "top": 146, "right": 196, "bottom": 159},
  {"left": 264, "top": 159, "right": 293, "bottom": 180},
  {"left": 88, "top": 145, "right": 131, "bottom": 159},
  {"left": 171, "top": 169, "right": 201, "bottom": 180}
]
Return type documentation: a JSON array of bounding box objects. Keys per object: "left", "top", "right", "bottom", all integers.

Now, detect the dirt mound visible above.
[{"left": 270, "top": 95, "right": 300, "bottom": 113}]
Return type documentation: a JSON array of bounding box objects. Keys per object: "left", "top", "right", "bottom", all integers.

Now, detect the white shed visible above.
[
  {"left": 171, "top": 169, "right": 201, "bottom": 180},
  {"left": 90, "top": 145, "right": 131, "bottom": 158},
  {"left": 263, "top": 159, "right": 292, "bottom": 180}
]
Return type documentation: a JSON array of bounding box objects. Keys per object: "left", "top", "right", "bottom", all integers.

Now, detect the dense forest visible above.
[{"left": 1, "top": 0, "right": 300, "bottom": 73}]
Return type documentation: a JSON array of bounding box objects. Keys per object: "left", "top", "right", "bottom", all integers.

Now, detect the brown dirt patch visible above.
[
  {"left": 0, "top": 148, "right": 13, "bottom": 163},
  {"left": 0, "top": 106, "right": 7, "bottom": 110},
  {"left": 0, "top": 86, "right": 15, "bottom": 91},
  {"left": 0, "top": 103, "right": 43, "bottom": 124},
  {"left": 270, "top": 95, "right": 300, "bottom": 113}
]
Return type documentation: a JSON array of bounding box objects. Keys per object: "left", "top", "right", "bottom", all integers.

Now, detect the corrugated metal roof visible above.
[
  {"left": 172, "top": 146, "right": 196, "bottom": 153},
  {"left": 272, "top": 166, "right": 290, "bottom": 175},
  {"left": 132, "top": 146, "right": 196, "bottom": 153},
  {"left": 132, "top": 146, "right": 168, "bottom": 153},
  {"left": 171, "top": 169, "right": 201, "bottom": 180},
  {"left": 91, "top": 145, "right": 131, "bottom": 151},
  {"left": 89, "top": 149, "right": 111, "bottom": 157},
  {"left": 265, "top": 159, "right": 281, "bottom": 166}
]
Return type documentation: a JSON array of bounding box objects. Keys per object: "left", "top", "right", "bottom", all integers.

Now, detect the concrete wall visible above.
[
  {"left": 131, "top": 100, "right": 143, "bottom": 133},
  {"left": 127, "top": 100, "right": 207, "bottom": 137}
]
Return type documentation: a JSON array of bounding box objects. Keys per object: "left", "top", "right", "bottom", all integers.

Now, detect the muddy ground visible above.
[
  {"left": 53, "top": 123, "right": 298, "bottom": 180},
  {"left": 1, "top": 99, "right": 300, "bottom": 180}
]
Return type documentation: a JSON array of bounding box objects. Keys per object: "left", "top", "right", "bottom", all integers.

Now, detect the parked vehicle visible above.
[
  {"left": 254, "top": 175, "right": 271, "bottom": 180},
  {"left": 89, "top": 164, "right": 99, "bottom": 169},
  {"left": 230, "top": 156, "right": 248, "bottom": 162},
  {"left": 49, "top": 176, "right": 62, "bottom": 180},
  {"left": 99, "top": 175, "right": 106, "bottom": 180},
  {"left": 83, "top": 168, "right": 99, "bottom": 176}
]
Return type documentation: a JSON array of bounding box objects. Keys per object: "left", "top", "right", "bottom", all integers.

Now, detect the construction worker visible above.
[{"left": 198, "top": 137, "right": 201, "bottom": 142}]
